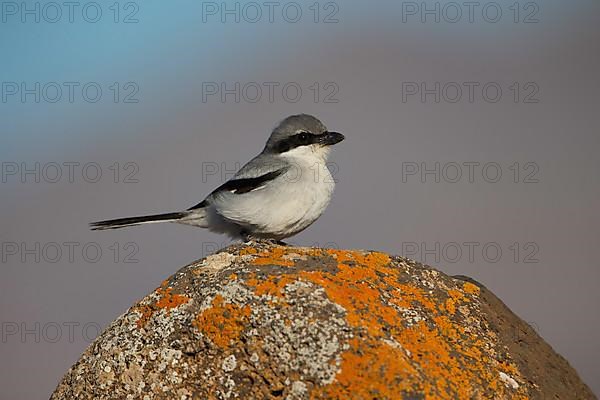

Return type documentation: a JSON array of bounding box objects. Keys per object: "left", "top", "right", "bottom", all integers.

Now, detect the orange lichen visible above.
[
  {"left": 155, "top": 287, "right": 189, "bottom": 310},
  {"left": 239, "top": 247, "right": 258, "bottom": 256},
  {"left": 300, "top": 269, "right": 396, "bottom": 337},
  {"left": 390, "top": 283, "right": 438, "bottom": 312},
  {"left": 448, "top": 289, "right": 465, "bottom": 302},
  {"left": 246, "top": 274, "right": 297, "bottom": 298},
  {"left": 133, "top": 286, "right": 190, "bottom": 329},
  {"left": 251, "top": 247, "right": 295, "bottom": 267},
  {"left": 193, "top": 295, "right": 251, "bottom": 348},
  {"left": 237, "top": 245, "right": 528, "bottom": 398},
  {"left": 444, "top": 298, "right": 457, "bottom": 315},
  {"left": 444, "top": 289, "right": 467, "bottom": 315},
  {"left": 463, "top": 282, "right": 481, "bottom": 295},
  {"left": 326, "top": 249, "right": 391, "bottom": 270},
  {"left": 314, "top": 251, "right": 527, "bottom": 398},
  {"left": 312, "top": 337, "right": 420, "bottom": 399},
  {"left": 134, "top": 305, "right": 154, "bottom": 329}
]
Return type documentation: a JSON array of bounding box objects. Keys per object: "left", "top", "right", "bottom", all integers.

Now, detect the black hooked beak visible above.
[{"left": 317, "top": 131, "right": 345, "bottom": 146}]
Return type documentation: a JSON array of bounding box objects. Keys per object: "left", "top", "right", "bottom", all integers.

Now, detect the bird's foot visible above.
[{"left": 242, "top": 234, "right": 287, "bottom": 246}]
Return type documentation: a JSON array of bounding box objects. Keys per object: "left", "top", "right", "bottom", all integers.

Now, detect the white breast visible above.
[
  {"left": 254, "top": 155, "right": 334, "bottom": 238},
  {"left": 282, "top": 159, "right": 335, "bottom": 234}
]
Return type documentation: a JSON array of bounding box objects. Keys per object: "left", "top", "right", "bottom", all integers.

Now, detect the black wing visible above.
[{"left": 187, "top": 168, "right": 286, "bottom": 211}]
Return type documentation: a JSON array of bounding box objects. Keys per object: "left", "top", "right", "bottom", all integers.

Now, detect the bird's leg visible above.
[
  {"left": 240, "top": 231, "right": 268, "bottom": 244},
  {"left": 260, "top": 238, "right": 288, "bottom": 246},
  {"left": 240, "top": 230, "right": 255, "bottom": 243},
  {"left": 240, "top": 231, "right": 287, "bottom": 246}
]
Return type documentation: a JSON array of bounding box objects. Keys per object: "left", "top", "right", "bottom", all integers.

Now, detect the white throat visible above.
[{"left": 279, "top": 144, "right": 331, "bottom": 165}]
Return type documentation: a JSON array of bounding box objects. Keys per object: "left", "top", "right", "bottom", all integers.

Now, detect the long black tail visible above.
[{"left": 90, "top": 212, "right": 188, "bottom": 230}]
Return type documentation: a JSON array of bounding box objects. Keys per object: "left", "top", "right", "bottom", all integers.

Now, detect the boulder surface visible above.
[{"left": 51, "top": 242, "right": 596, "bottom": 399}]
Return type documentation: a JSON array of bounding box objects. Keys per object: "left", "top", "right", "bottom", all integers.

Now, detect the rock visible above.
[{"left": 51, "top": 242, "right": 596, "bottom": 399}]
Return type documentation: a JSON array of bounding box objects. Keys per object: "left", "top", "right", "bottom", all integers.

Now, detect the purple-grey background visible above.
[{"left": 1, "top": 1, "right": 599, "bottom": 398}]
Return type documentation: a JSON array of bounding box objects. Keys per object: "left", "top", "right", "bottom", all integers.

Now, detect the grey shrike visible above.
[{"left": 90, "top": 114, "right": 345, "bottom": 240}]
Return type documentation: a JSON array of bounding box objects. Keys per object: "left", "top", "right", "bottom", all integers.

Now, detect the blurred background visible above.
[{"left": 1, "top": 0, "right": 599, "bottom": 398}]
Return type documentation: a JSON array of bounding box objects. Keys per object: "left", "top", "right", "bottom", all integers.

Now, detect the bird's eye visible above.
[{"left": 298, "top": 132, "right": 310, "bottom": 143}]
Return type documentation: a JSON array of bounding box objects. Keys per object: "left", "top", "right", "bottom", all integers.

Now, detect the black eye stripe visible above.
[{"left": 274, "top": 131, "right": 319, "bottom": 153}]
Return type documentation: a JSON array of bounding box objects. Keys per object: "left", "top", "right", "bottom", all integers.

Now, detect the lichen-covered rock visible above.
[{"left": 51, "top": 242, "right": 595, "bottom": 400}]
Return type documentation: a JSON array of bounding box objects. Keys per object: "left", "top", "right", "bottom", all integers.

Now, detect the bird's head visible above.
[{"left": 264, "top": 114, "right": 345, "bottom": 162}]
